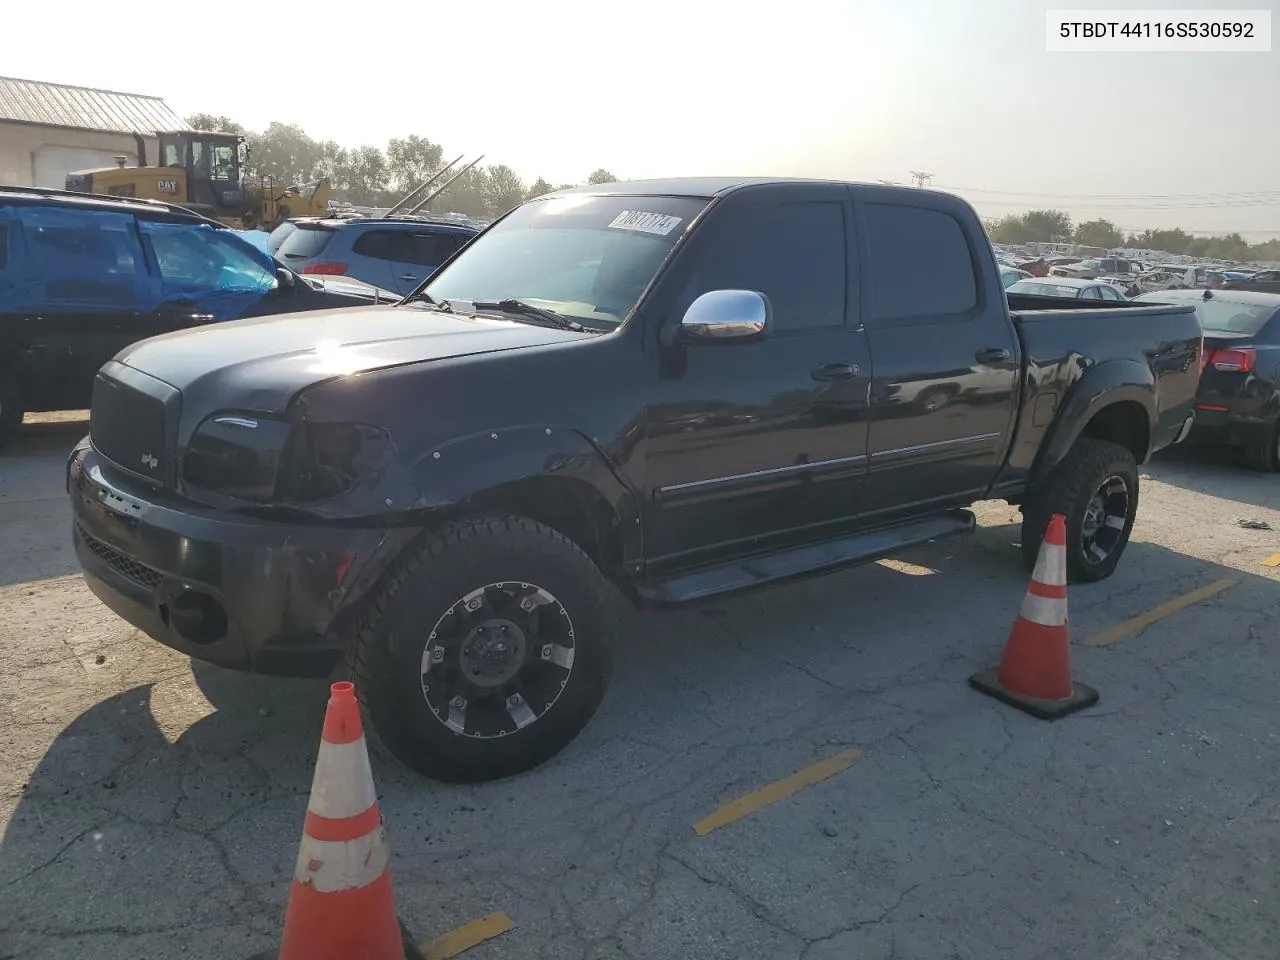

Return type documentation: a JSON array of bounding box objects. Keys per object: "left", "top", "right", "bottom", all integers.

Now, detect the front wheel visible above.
[
  {"left": 350, "top": 516, "right": 617, "bottom": 782},
  {"left": 1021, "top": 438, "right": 1140, "bottom": 582}
]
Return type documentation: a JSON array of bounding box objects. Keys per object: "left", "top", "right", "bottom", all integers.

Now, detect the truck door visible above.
[
  {"left": 856, "top": 197, "right": 1019, "bottom": 524},
  {"left": 642, "top": 185, "right": 872, "bottom": 571}
]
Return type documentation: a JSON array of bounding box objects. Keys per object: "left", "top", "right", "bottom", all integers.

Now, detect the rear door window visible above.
[
  {"left": 351, "top": 230, "right": 399, "bottom": 261},
  {"left": 276, "top": 224, "right": 335, "bottom": 261},
  {"left": 360, "top": 229, "right": 467, "bottom": 268},
  {"left": 267, "top": 221, "right": 298, "bottom": 256},
  {"left": 5, "top": 206, "right": 149, "bottom": 312},
  {"left": 864, "top": 203, "right": 977, "bottom": 320}
]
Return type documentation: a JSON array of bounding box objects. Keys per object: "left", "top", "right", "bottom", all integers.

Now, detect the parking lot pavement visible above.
[{"left": 2, "top": 419, "right": 1279, "bottom": 960}]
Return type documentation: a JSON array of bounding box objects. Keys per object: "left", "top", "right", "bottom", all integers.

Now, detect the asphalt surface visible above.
[{"left": 2, "top": 414, "right": 1279, "bottom": 960}]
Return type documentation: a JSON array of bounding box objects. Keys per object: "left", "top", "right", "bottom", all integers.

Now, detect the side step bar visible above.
[{"left": 636, "top": 510, "right": 975, "bottom": 605}]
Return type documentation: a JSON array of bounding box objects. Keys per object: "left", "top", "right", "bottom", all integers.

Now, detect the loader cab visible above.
[{"left": 157, "top": 131, "right": 245, "bottom": 218}]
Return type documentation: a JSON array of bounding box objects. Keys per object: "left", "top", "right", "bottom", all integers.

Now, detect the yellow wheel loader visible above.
[{"left": 64, "top": 130, "right": 330, "bottom": 231}]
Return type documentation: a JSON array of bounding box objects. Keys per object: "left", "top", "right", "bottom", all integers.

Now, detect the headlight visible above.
[{"left": 183, "top": 413, "right": 387, "bottom": 504}]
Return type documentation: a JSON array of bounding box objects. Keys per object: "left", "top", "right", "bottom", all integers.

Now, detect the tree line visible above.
[
  {"left": 985, "top": 209, "right": 1280, "bottom": 262},
  {"left": 186, "top": 114, "right": 618, "bottom": 219}
]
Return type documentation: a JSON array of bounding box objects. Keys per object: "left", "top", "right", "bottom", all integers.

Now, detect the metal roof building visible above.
[
  {"left": 0, "top": 76, "right": 190, "bottom": 188},
  {"left": 0, "top": 76, "right": 190, "bottom": 134}
]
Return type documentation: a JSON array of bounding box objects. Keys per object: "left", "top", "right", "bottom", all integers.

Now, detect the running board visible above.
[{"left": 636, "top": 510, "right": 975, "bottom": 605}]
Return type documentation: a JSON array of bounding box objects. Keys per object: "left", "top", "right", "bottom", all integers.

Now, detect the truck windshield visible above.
[{"left": 418, "top": 194, "right": 709, "bottom": 327}]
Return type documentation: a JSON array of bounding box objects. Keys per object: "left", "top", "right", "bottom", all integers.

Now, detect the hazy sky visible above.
[{"left": 6, "top": 0, "right": 1278, "bottom": 236}]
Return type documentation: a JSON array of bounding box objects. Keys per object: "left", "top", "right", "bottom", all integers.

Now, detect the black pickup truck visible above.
[{"left": 68, "top": 178, "right": 1203, "bottom": 782}]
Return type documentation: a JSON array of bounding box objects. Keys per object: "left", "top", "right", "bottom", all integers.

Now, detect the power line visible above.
[
  {"left": 909, "top": 171, "right": 933, "bottom": 189},
  {"left": 965, "top": 197, "right": 1280, "bottom": 211},
  {"left": 934, "top": 184, "right": 1280, "bottom": 201}
]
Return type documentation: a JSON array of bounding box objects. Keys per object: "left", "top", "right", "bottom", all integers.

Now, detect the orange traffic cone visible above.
[
  {"left": 270, "top": 681, "right": 418, "bottom": 960},
  {"left": 969, "top": 513, "right": 1099, "bottom": 719}
]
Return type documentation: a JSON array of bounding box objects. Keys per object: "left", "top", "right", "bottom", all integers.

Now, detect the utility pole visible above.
[{"left": 909, "top": 170, "right": 933, "bottom": 189}]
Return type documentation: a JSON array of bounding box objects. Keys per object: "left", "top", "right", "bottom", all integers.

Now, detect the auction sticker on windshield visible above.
[{"left": 608, "top": 211, "right": 683, "bottom": 236}]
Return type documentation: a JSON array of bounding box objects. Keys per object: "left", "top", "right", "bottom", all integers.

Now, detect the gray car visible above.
[
  {"left": 1007, "top": 276, "right": 1129, "bottom": 301},
  {"left": 272, "top": 216, "right": 480, "bottom": 295}
]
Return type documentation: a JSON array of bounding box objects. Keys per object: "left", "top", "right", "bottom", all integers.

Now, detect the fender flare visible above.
[
  {"left": 406, "top": 424, "right": 639, "bottom": 523},
  {"left": 1031, "top": 359, "right": 1156, "bottom": 482}
]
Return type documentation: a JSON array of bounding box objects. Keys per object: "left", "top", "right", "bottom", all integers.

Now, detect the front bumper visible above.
[{"left": 68, "top": 443, "right": 409, "bottom": 677}]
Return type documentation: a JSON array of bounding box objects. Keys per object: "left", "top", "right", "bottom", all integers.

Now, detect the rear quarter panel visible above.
[{"left": 992, "top": 302, "right": 1201, "bottom": 496}]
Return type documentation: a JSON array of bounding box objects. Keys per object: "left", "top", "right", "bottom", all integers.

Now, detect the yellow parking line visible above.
[
  {"left": 692, "top": 748, "right": 861, "bottom": 837},
  {"left": 422, "top": 912, "right": 514, "bottom": 960},
  {"left": 1262, "top": 553, "right": 1280, "bottom": 567},
  {"left": 1084, "top": 579, "right": 1238, "bottom": 647}
]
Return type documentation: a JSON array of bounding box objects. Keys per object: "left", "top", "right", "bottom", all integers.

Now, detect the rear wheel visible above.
[
  {"left": 0, "top": 368, "right": 25, "bottom": 454},
  {"left": 1243, "top": 419, "right": 1280, "bottom": 473},
  {"left": 1021, "top": 438, "right": 1139, "bottom": 583},
  {"left": 349, "top": 515, "right": 616, "bottom": 782}
]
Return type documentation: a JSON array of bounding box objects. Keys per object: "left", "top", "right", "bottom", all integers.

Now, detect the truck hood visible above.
[{"left": 113, "top": 304, "right": 593, "bottom": 415}]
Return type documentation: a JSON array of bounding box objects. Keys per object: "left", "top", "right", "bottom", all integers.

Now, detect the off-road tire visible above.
[
  {"left": 1242, "top": 420, "right": 1280, "bottom": 473},
  {"left": 0, "top": 368, "right": 25, "bottom": 454},
  {"left": 349, "top": 515, "right": 617, "bottom": 782},
  {"left": 1021, "top": 438, "right": 1139, "bottom": 583}
]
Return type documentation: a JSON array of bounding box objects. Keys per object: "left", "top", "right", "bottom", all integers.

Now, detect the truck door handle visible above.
[
  {"left": 975, "top": 347, "right": 1011, "bottom": 363},
  {"left": 812, "top": 362, "right": 860, "bottom": 381}
]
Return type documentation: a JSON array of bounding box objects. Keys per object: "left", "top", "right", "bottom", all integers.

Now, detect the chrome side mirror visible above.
[{"left": 680, "top": 290, "right": 770, "bottom": 342}]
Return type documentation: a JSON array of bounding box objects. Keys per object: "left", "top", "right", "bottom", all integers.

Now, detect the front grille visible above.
[
  {"left": 76, "top": 523, "right": 164, "bottom": 590},
  {"left": 90, "top": 372, "right": 169, "bottom": 486}
]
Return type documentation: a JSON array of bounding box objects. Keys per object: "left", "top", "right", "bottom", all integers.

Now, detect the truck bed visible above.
[{"left": 993, "top": 295, "right": 1202, "bottom": 493}]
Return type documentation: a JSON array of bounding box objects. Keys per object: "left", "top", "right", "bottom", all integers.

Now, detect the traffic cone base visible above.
[
  {"left": 247, "top": 920, "right": 424, "bottom": 960},
  {"left": 968, "top": 668, "right": 1099, "bottom": 721},
  {"left": 246, "top": 681, "right": 425, "bottom": 960},
  {"left": 969, "top": 512, "right": 1099, "bottom": 720}
]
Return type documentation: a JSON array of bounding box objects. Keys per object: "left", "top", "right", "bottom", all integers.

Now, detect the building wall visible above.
[{"left": 0, "top": 122, "right": 161, "bottom": 188}]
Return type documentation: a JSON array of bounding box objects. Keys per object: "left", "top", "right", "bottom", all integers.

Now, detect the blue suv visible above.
[{"left": 271, "top": 216, "right": 480, "bottom": 295}]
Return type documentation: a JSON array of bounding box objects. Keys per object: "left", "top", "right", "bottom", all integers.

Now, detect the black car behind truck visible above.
[
  {"left": 1135, "top": 287, "right": 1280, "bottom": 470},
  {"left": 68, "top": 178, "right": 1203, "bottom": 782}
]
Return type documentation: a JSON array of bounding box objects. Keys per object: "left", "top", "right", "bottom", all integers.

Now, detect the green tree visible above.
[
  {"left": 1021, "top": 209, "right": 1073, "bottom": 243},
  {"left": 185, "top": 113, "right": 245, "bottom": 135},
  {"left": 386, "top": 135, "right": 444, "bottom": 194},
  {"left": 1131, "top": 228, "right": 1192, "bottom": 255},
  {"left": 339, "top": 146, "right": 390, "bottom": 205},
  {"left": 554, "top": 183, "right": 577, "bottom": 192},
  {"left": 425, "top": 167, "right": 490, "bottom": 218},
  {"left": 986, "top": 214, "right": 1033, "bottom": 244},
  {"left": 312, "top": 141, "right": 350, "bottom": 186},
  {"left": 482, "top": 164, "right": 527, "bottom": 216},
  {"left": 587, "top": 168, "right": 618, "bottom": 184},
  {"left": 249, "top": 122, "right": 321, "bottom": 186},
  {"left": 526, "top": 177, "right": 555, "bottom": 199},
  {"left": 1073, "top": 219, "right": 1124, "bottom": 249}
]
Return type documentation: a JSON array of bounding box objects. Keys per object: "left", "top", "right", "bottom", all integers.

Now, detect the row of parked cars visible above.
[{"left": 996, "top": 248, "right": 1278, "bottom": 300}]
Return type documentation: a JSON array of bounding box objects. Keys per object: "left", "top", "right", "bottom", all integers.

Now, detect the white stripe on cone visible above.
[
  {"left": 293, "top": 823, "right": 391, "bottom": 894},
  {"left": 1031, "top": 540, "right": 1067, "bottom": 587},
  {"left": 307, "top": 736, "right": 378, "bottom": 820},
  {"left": 1019, "top": 592, "right": 1068, "bottom": 627}
]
